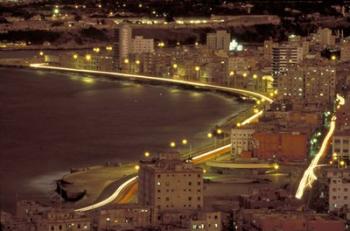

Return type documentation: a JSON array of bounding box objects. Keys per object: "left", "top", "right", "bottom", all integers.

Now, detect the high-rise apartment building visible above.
[
  {"left": 327, "top": 168, "right": 350, "bottom": 211},
  {"left": 138, "top": 153, "right": 203, "bottom": 212},
  {"left": 276, "top": 59, "right": 336, "bottom": 109},
  {"left": 132, "top": 36, "right": 154, "bottom": 54},
  {"left": 272, "top": 44, "right": 304, "bottom": 75},
  {"left": 333, "top": 130, "right": 350, "bottom": 160},
  {"left": 119, "top": 23, "right": 132, "bottom": 64},
  {"left": 206, "top": 30, "right": 231, "bottom": 51}
]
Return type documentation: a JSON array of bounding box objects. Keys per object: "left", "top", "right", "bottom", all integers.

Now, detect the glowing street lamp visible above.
[
  {"left": 195, "top": 66, "right": 200, "bottom": 72},
  {"left": 173, "top": 63, "right": 178, "bottom": 69},
  {"left": 85, "top": 54, "right": 91, "bottom": 61},
  {"left": 273, "top": 163, "right": 280, "bottom": 170},
  {"left": 39, "top": 51, "right": 44, "bottom": 56},
  {"left": 124, "top": 58, "right": 129, "bottom": 64},
  {"left": 73, "top": 54, "right": 78, "bottom": 59},
  {"left": 144, "top": 151, "right": 150, "bottom": 157},
  {"left": 134, "top": 165, "right": 140, "bottom": 171},
  {"left": 207, "top": 133, "right": 213, "bottom": 138},
  {"left": 216, "top": 128, "right": 223, "bottom": 135},
  {"left": 93, "top": 47, "right": 100, "bottom": 53},
  {"left": 170, "top": 141, "right": 176, "bottom": 148},
  {"left": 182, "top": 139, "right": 188, "bottom": 145},
  {"left": 135, "top": 60, "right": 141, "bottom": 65}
]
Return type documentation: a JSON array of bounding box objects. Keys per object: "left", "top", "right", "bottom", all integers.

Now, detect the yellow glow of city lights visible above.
[
  {"left": 53, "top": 8, "right": 60, "bottom": 15},
  {"left": 253, "top": 108, "right": 259, "bottom": 113},
  {"left": 182, "top": 139, "right": 188, "bottom": 145},
  {"left": 229, "top": 71, "right": 234, "bottom": 76},
  {"left": 170, "top": 141, "right": 176, "bottom": 148},
  {"left": 329, "top": 160, "right": 333, "bottom": 165},
  {"left": 236, "top": 122, "right": 241, "bottom": 127},
  {"left": 134, "top": 165, "right": 140, "bottom": 171},
  {"left": 93, "top": 47, "right": 100, "bottom": 53},
  {"left": 82, "top": 77, "right": 94, "bottom": 84},
  {"left": 243, "top": 73, "right": 247, "bottom": 77},
  {"left": 273, "top": 163, "right": 280, "bottom": 170},
  {"left": 216, "top": 129, "right": 223, "bottom": 134},
  {"left": 253, "top": 74, "right": 258, "bottom": 79},
  {"left": 158, "top": 42, "right": 165, "bottom": 48},
  {"left": 331, "top": 55, "right": 337, "bottom": 61},
  {"left": 106, "top": 46, "right": 113, "bottom": 51},
  {"left": 173, "top": 64, "right": 178, "bottom": 69},
  {"left": 73, "top": 54, "right": 78, "bottom": 59},
  {"left": 203, "top": 169, "right": 207, "bottom": 174},
  {"left": 195, "top": 66, "right": 200, "bottom": 72},
  {"left": 135, "top": 60, "right": 141, "bottom": 65},
  {"left": 124, "top": 58, "right": 129, "bottom": 64},
  {"left": 340, "top": 160, "right": 345, "bottom": 166},
  {"left": 144, "top": 151, "right": 150, "bottom": 157},
  {"left": 295, "top": 116, "right": 337, "bottom": 199},
  {"left": 207, "top": 133, "right": 213, "bottom": 138},
  {"left": 39, "top": 51, "right": 44, "bottom": 56},
  {"left": 85, "top": 54, "right": 91, "bottom": 61}
]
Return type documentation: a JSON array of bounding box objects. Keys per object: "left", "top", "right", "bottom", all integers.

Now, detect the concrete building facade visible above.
[{"left": 138, "top": 153, "right": 204, "bottom": 212}]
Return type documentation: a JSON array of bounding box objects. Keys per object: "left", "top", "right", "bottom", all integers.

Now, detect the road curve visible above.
[
  {"left": 28, "top": 64, "right": 272, "bottom": 212},
  {"left": 29, "top": 63, "right": 273, "bottom": 103}
]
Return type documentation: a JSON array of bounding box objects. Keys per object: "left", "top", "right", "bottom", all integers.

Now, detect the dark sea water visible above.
[{"left": 0, "top": 67, "right": 247, "bottom": 211}]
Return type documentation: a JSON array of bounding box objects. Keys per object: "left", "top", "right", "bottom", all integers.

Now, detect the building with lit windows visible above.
[
  {"left": 138, "top": 152, "right": 205, "bottom": 226},
  {"left": 190, "top": 211, "right": 222, "bottom": 231},
  {"left": 272, "top": 44, "right": 304, "bottom": 75},
  {"left": 327, "top": 168, "right": 350, "bottom": 212},
  {"left": 333, "top": 130, "right": 350, "bottom": 160},
  {"left": 131, "top": 36, "right": 154, "bottom": 54},
  {"left": 231, "top": 128, "right": 255, "bottom": 159},
  {"left": 138, "top": 152, "right": 203, "bottom": 212},
  {"left": 206, "top": 30, "right": 231, "bottom": 52},
  {"left": 276, "top": 59, "right": 336, "bottom": 110},
  {"left": 119, "top": 23, "right": 132, "bottom": 65}
]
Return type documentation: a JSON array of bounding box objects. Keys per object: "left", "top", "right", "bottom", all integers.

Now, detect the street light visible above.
[
  {"left": 216, "top": 128, "right": 223, "bottom": 135},
  {"left": 182, "top": 139, "right": 188, "bottom": 145},
  {"left": 144, "top": 151, "right": 150, "bottom": 157},
  {"left": 134, "top": 165, "right": 140, "bottom": 171},
  {"left": 170, "top": 141, "right": 176, "bottom": 148},
  {"left": 73, "top": 54, "right": 78, "bottom": 59},
  {"left": 39, "top": 51, "right": 44, "bottom": 56},
  {"left": 173, "top": 63, "right": 178, "bottom": 69},
  {"left": 85, "top": 54, "right": 91, "bottom": 61},
  {"left": 207, "top": 133, "right": 213, "bottom": 138},
  {"left": 135, "top": 60, "right": 141, "bottom": 65},
  {"left": 195, "top": 66, "right": 200, "bottom": 72}
]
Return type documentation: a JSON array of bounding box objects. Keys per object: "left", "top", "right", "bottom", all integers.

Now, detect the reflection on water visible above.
[{"left": 0, "top": 67, "right": 246, "bottom": 211}]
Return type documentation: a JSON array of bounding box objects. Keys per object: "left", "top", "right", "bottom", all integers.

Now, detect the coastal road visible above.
[{"left": 27, "top": 63, "right": 274, "bottom": 211}]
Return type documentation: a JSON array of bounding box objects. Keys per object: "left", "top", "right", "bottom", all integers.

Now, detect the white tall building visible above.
[
  {"left": 231, "top": 128, "right": 255, "bottom": 158},
  {"left": 327, "top": 168, "right": 350, "bottom": 211},
  {"left": 206, "top": 30, "right": 230, "bottom": 51},
  {"left": 119, "top": 23, "right": 132, "bottom": 64},
  {"left": 132, "top": 36, "right": 154, "bottom": 54},
  {"left": 138, "top": 153, "right": 203, "bottom": 212},
  {"left": 318, "top": 28, "right": 336, "bottom": 47},
  {"left": 272, "top": 44, "right": 304, "bottom": 75},
  {"left": 276, "top": 59, "right": 336, "bottom": 109},
  {"left": 333, "top": 130, "right": 350, "bottom": 160}
]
